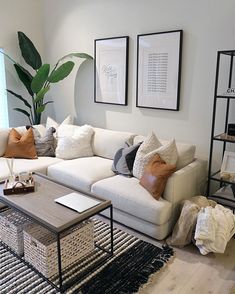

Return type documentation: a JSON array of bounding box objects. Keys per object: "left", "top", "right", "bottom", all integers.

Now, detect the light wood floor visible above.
[{"left": 102, "top": 217, "right": 235, "bottom": 294}]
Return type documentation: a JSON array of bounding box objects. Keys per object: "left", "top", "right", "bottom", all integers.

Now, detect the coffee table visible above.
[{"left": 0, "top": 173, "right": 113, "bottom": 293}]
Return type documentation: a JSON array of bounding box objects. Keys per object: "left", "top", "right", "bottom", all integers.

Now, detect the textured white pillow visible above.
[
  {"left": 133, "top": 132, "right": 162, "bottom": 179},
  {"left": 56, "top": 124, "right": 94, "bottom": 159},
  {"left": 155, "top": 139, "right": 178, "bottom": 165}
]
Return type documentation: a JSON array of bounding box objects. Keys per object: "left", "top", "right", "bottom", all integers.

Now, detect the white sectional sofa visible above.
[{"left": 0, "top": 124, "right": 207, "bottom": 240}]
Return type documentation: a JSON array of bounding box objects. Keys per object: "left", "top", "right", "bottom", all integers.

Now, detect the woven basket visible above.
[
  {"left": 0, "top": 210, "right": 31, "bottom": 256},
  {"left": 23, "top": 220, "right": 94, "bottom": 278}
]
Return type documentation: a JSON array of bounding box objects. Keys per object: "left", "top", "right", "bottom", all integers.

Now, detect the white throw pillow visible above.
[
  {"left": 46, "top": 115, "right": 73, "bottom": 130},
  {"left": 133, "top": 132, "right": 162, "bottom": 179},
  {"left": 155, "top": 139, "right": 178, "bottom": 165},
  {"left": 56, "top": 124, "right": 94, "bottom": 159}
]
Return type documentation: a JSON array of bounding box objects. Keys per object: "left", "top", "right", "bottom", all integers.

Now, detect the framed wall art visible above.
[
  {"left": 136, "top": 30, "right": 183, "bottom": 110},
  {"left": 94, "top": 36, "right": 129, "bottom": 105}
]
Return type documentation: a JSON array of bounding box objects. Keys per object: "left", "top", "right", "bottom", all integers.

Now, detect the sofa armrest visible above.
[{"left": 163, "top": 158, "right": 207, "bottom": 206}]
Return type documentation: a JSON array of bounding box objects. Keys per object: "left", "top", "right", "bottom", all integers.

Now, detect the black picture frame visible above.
[
  {"left": 136, "top": 30, "right": 183, "bottom": 111},
  {"left": 94, "top": 36, "right": 129, "bottom": 105}
]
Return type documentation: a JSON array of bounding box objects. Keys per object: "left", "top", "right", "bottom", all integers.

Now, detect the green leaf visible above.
[
  {"left": 7, "top": 89, "right": 31, "bottom": 109},
  {"left": 14, "top": 64, "right": 34, "bottom": 96},
  {"left": 36, "top": 101, "right": 53, "bottom": 114},
  {"left": 34, "top": 86, "right": 50, "bottom": 104},
  {"left": 36, "top": 105, "right": 45, "bottom": 114},
  {"left": 59, "top": 52, "right": 93, "bottom": 62},
  {"left": 13, "top": 107, "right": 30, "bottom": 117},
  {"left": 31, "top": 64, "right": 50, "bottom": 93},
  {"left": 48, "top": 61, "right": 75, "bottom": 83},
  {"left": 18, "top": 31, "right": 42, "bottom": 70}
]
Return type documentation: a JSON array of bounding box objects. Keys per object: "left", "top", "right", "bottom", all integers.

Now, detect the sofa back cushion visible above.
[
  {"left": 0, "top": 125, "right": 46, "bottom": 157},
  {"left": 92, "top": 127, "right": 135, "bottom": 160},
  {"left": 133, "top": 135, "right": 195, "bottom": 170}
]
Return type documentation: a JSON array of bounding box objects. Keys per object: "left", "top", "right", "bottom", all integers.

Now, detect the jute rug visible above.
[{"left": 0, "top": 219, "right": 174, "bottom": 294}]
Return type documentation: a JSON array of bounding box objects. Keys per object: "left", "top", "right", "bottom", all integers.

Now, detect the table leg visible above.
[
  {"left": 110, "top": 204, "right": 114, "bottom": 255},
  {"left": 56, "top": 232, "right": 63, "bottom": 292}
]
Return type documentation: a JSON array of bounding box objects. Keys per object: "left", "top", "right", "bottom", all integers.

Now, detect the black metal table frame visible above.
[{"left": 0, "top": 201, "right": 114, "bottom": 293}]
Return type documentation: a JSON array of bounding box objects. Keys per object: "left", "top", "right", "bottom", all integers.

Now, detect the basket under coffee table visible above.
[{"left": 0, "top": 173, "right": 113, "bottom": 293}]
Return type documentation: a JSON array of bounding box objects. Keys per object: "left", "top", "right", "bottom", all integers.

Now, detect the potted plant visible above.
[{"left": 1, "top": 31, "right": 92, "bottom": 125}]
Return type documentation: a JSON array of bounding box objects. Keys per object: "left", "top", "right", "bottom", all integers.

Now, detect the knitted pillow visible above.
[
  {"left": 4, "top": 128, "right": 37, "bottom": 159},
  {"left": 112, "top": 142, "right": 142, "bottom": 177},
  {"left": 133, "top": 132, "right": 162, "bottom": 179},
  {"left": 140, "top": 154, "right": 176, "bottom": 200}
]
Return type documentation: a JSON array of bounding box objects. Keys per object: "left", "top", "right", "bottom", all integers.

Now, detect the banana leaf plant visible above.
[{"left": 1, "top": 31, "right": 92, "bottom": 125}]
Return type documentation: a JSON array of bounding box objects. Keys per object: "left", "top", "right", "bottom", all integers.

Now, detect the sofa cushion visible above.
[
  {"left": 140, "top": 154, "right": 176, "bottom": 200},
  {"left": 33, "top": 127, "right": 56, "bottom": 157},
  {"left": 46, "top": 115, "right": 73, "bottom": 130},
  {"left": 56, "top": 125, "right": 94, "bottom": 159},
  {"left": 0, "top": 157, "right": 63, "bottom": 181},
  {"left": 92, "top": 127, "right": 135, "bottom": 160},
  {"left": 133, "top": 132, "right": 162, "bottom": 179},
  {"left": 0, "top": 125, "right": 46, "bottom": 157},
  {"left": 134, "top": 135, "right": 195, "bottom": 170},
  {"left": 48, "top": 157, "right": 115, "bottom": 193},
  {"left": 4, "top": 128, "right": 37, "bottom": 159},
  {"left": 91, "top": 175, "right": 172, "bottom": 226},
  {"left": 112, "top": 142, "right": 141, "bottom": 176}
]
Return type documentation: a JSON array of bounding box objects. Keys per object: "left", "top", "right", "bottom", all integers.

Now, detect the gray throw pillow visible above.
[
  {"left": 35, "top": 127, "right": 56, "bottom": 157},
  {"left": 112, "top": 142, "right": 142, "bottom": 177}
]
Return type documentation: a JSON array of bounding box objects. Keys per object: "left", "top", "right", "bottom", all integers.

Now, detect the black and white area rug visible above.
[{"left": 0, "top": 219, "right": 174, "bottom": 294}]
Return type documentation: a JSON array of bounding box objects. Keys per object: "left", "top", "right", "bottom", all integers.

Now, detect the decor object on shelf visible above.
[
  {"left": 1, "top": 32, "right": 92, "bottom": 124},
  {"left": 207, "top": 50, "right": 235, "bottom": 210},
  {"left": 94, "top": 36, "right": 129, "bottom": 105},
  {"left": 136, "top": 30, "right": 183, "bottom": 110},
  {"left": 220, "top": 151, "right": 235, "bottom": 183},
  {"left": 227, "top": 123, "right": 235, "bottom": 136}
]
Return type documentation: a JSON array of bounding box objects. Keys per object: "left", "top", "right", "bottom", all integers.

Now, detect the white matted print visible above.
[
  {"left": 94, "top": 36, "right": 129, "bottom": 105},
  {"left": 136, "top": 30, "right": 183, "bottom": 110}
]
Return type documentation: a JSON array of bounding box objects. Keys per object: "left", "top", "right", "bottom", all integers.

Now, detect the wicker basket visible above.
[
  {"left": 0, "top": 210, "right": 31, "bottom": 256},
  {"left": 23, "top": 220, "right": 94, "bottom": 278}
]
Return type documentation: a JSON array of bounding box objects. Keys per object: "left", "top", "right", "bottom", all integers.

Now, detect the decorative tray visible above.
[{"left": 3, "top": 177, "right": 35, "bottom": 195}]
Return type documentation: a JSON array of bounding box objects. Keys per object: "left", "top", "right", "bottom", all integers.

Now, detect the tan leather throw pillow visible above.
[
  {"left": 4, "top": 128, "right": 37, "bottom": 159},
  {"left": 140, "top": 154, "right": 176, "bottom": 200}
]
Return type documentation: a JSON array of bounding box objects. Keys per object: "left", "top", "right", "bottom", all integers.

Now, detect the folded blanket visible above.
[
  {"left": 195, "top": 204, "right": 235, "bottom": 255},
  {"left": 167, "top": 196, "right": 216, "bottom": 247}
]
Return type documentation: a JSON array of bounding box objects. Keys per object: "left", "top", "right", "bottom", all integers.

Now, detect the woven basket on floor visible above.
[
  {"left": 23, "top": 220, "right": 94, "bottom": 278},
  {"left": 0, "top": 210, "right": 31, "bottom": 256}
]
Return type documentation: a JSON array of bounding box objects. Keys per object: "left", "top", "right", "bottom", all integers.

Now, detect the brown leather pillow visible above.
[
  {"left": 140, "top": 154, "right": 176, "bottom": 200},
  {"left": 4, "top": 128, "right": 37, "bottom": 159}
]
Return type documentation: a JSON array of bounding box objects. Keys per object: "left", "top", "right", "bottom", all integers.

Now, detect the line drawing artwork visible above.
[{"left": 94, "top": 36, "right": 128, "bottom": 105}]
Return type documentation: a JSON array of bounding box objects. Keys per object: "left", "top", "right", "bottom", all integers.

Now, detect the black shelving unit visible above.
[{"left": 207, "top": 50, "right": 235, "bottom": 211}]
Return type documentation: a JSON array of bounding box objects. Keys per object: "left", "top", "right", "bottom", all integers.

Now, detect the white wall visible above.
[
  {"left": 41, "top": 0, "right": 235, "bottom": 159},
  {"left": 0, "top": 0, "right": 44, "bottom": 127}
]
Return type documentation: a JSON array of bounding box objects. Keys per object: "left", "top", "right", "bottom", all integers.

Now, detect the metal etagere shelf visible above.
[{"left": 207, "top": 50, "right": 235, "bottom": 211}]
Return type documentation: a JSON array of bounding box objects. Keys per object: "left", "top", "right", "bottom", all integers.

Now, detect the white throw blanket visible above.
[{"left": 195, "top": 204, "right": 235, "bottom": 255}]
